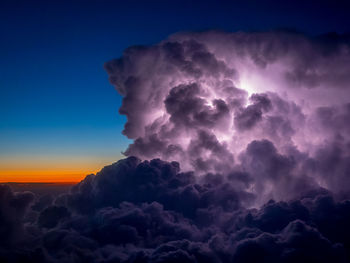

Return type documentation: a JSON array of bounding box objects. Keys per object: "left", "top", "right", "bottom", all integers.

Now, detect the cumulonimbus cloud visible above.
[{"left": 105, "top": 30, "right": 350, "bottom": 201}]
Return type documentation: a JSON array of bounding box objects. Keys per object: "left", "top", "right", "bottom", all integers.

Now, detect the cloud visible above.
[
  {"left": 2, "top": 30, "right": 350, "bottom": 262},
  {"left": 105, "top": 30, "right": 350, "bottom": 179},
  {"left": 38, "top": 206, "right": 71, "bottom": 228},
  {"left": 0, "top": 185, "right": 34, "bottom": 247},
  {"left": 234, "top": 94, "right": 270, "bottom": 131},
  {"left": 1, "top": 157, "right": 350, "bottom": 262}
]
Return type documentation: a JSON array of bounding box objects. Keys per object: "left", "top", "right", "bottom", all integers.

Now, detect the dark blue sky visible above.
[{"left": 0, "top": 0, "right": 349, "bottom": 180}]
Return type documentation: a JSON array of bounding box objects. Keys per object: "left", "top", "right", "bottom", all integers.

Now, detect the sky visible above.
[
  {"left": 1, "top": 0, "right": 349, "bottom": 182},
  {"left": 3, "top": 1, "right": 350, "bottom": 262}
]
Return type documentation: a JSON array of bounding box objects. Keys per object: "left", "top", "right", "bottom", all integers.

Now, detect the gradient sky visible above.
[{"left": 1, "top": 0, "right": 349, "bottom": 182}]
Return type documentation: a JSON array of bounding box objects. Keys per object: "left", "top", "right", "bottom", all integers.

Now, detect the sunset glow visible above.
[
  {"left": 0, "top": 155, "right": 122, "bottom": 182},
  {"left": 0, "top": 170, "right": 91, "bottom": 183}
]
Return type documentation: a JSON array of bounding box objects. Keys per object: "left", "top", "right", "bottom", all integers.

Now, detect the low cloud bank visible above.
[{"left": 1, "top": 156, "right": 350, "bottom": 262}]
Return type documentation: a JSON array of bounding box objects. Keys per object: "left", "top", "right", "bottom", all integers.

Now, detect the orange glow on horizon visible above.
[
  {"left": 0, "top": 169, "right": 96, "bottom": 183},
  {"left": 0, "top": 154, "right": 123, "bottom": 183}
]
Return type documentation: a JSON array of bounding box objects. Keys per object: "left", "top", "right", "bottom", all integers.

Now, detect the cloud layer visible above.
[{"left": 2, "top": 157, "right": 350, "bottom": 262}]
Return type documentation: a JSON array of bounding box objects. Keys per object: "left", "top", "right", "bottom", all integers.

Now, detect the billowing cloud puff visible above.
[
  {"left": 104, "top": 31, "right": 350, "bottom": 190},
  {"left": 104, "top": 30, "right": 350, "bottom": 203}
]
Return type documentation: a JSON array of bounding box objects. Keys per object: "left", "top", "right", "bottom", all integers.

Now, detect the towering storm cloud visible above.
[
  {"left": 2, "top": 30, "right": 350, "bottom": 263},
  {"left": 105, "top": 30, "right": 350, "bottom": 201}
]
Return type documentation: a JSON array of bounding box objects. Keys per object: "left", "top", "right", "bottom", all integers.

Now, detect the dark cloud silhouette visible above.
[
  {"left": 1, "top": 156, "right": 350, "bottom": 262},
  {"left": 0, "top": 185, "right": 34, "bottom": 247},
  {"left": 38, "top": 206, "right": 71, "bottom": 228},
  {"left": 31, "top": 194, "right": 53, "bottom": 212}
]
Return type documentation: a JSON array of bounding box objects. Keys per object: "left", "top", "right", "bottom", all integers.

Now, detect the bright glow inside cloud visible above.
[{"left": 105, "top": 30, "right": 350, "bottom": 201}]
